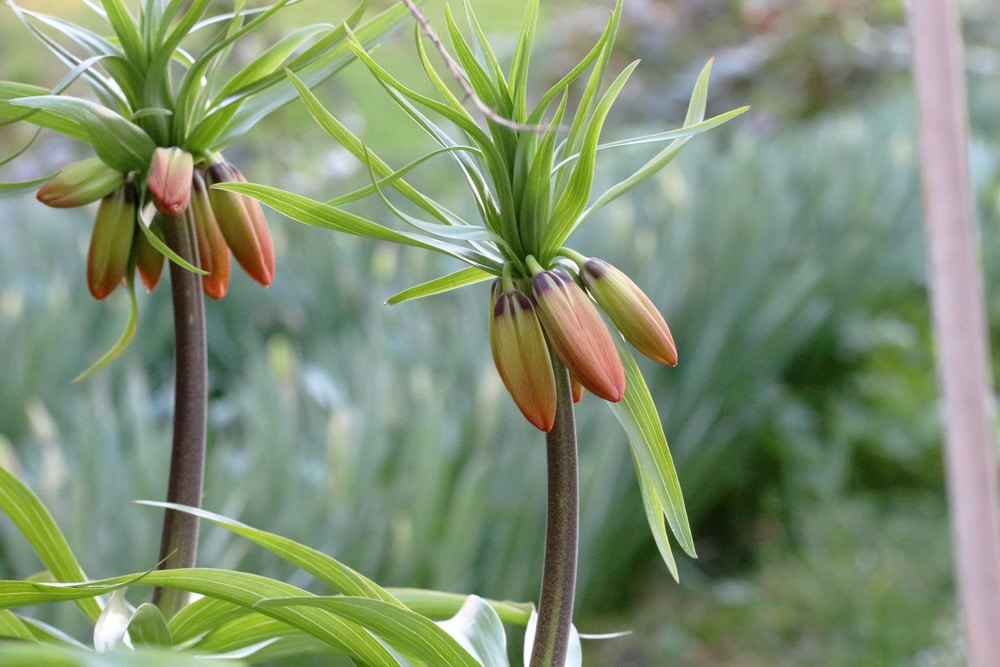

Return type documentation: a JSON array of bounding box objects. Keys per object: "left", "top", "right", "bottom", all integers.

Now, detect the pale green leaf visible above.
[
  {"left": 0, "top": 642, "right": 245, "bottom": 667},
  {"left": 99, "top": 0, "right": 144, "bottom": 64},
  {"left": 72, "top": 278, "right": 139, "bottom": 383},
  {"left": 388, "top": 589, "right": 532, "bottom": 626},
  {"left": 8, "top": 96, "right": 155, "bottom": 172},
  {"left": 436, "top": 595, "right": 510, "bottom": 667},
  {"left": 0, "top": 172, "right": 57, "bottom": 201},
  {"left": 0, "top": 610, "right": 35, "bottom": 640},
  {"left": 136, "top": 502, "right": 399, "bottom": 604},
  {"left": 386, "top": 267, "right": 493, "bottom": 305},
  {"left": 543, "top": 60, "right": 638, "bottom": 259},
  {"left": 633, "top": 453, "right": 680, "bottom": 581},
  {"left": 128, "top": 603, "right": 172, "bottom": 647},
  {"left": 606, "top": 339, "right": 696, "bottom": 559},
  {"left": 214, "top": 181, "right": 501, "bottom": 273},
  {"left": 0, "top": 468, "right": 101, "bottom": 622},
  {"left": 94, "top": 589, "right": 131, "bottom": 652},
  {"left": 255, "top": 596, "right": 481, "bottom": 666}
]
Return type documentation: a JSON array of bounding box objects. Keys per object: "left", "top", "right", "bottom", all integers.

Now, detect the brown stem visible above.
[
  {"left": 151, "top": 211, "right": 207, "bottom": 618},
  {"left": 529, "top": 358, "right": 578, "bottom": 667}
]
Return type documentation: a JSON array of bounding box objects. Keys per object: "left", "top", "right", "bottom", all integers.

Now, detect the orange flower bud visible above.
[
  {"left": 206, "top": 160, "right": 274, "bottom": 286},
  {"left": 87, "top": 183, "right": 137, "bottom": 299},
  {"left": 570, "top": 375, "right": 585, "bottom": 403},
  {"left": 490, "top": 281, "right": 557, "bottom": 431},
  {"left": 147, "top": 147, "right": 193, "bottom": 215},
  {"left": 37, "top": 157, "right": 123, "bottom": 208},
  {"left": 134, "top": 215, "right": 165, "bottom": 292},
  {"left": 532, "top": 268, "right": 625, "bottom": 402},
  {"left": 580, "top": 258, "right": 677, "bottom": 366},
  {"left": 191, "top": 169, "right": 231, "bottom": 299}
]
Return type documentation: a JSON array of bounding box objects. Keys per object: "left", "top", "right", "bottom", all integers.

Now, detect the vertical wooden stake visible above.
[{"left": 909, "top": 2, "right": 1000, "bottom": 664}]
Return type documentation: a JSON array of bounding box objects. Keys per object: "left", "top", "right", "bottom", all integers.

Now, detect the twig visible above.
[{"left": 399, "top": 0, "right": 557, "bottom": 134}]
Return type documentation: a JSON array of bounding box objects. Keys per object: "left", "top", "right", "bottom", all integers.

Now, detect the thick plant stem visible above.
[
  {"left": 530, "top": 359, "right": 578, "bottom": 667},
  {"left": 152, "top": 212, "right": 208, "bottom": 618}
]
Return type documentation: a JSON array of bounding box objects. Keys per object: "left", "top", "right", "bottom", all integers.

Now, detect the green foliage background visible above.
[{"left": 3, "top": 0, "right": 1000, "bottom": 664}]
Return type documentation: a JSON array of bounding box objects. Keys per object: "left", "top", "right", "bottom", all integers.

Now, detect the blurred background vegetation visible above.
[{"left": 3, "top": 0, "right": 1000, "bottom": 664}]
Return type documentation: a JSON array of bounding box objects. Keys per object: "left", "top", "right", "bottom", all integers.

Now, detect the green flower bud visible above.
[
  {"left": 87, "top": 183, "right": 137, "bottom": 299},
  {"left": 580, "top": 258, "right": 677, "bottom": 366},
  {"left": 490, "top": 280, "right": 558, "bottom": 431},
  {"left": 531, "top": 267, "right": 625, "bottom": 403},
  {"left": 37, "top": 157, "right": 124, "bottom": 208},
  {"left": 147, "top": 147, "right": 193, "bottom": 215}
]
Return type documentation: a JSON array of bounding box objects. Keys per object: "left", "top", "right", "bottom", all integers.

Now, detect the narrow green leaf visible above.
[
  {"left": 128, "top": 603, "right": 172, "bottom": 647},
  {"left": 0, "top": 83, "right": 90, "bottom": 141},
  {"left": 0, "top": 173, "right": 57, "bottom": 201},
  {"left": 0, "top": 610, "right": 35, "bottom": 640},
  {"left": 0, "top": 468, "right": 101, "bottom": 622},
  {"left": 72, "top": 278, "right": 139, "bottom": 383},
  {"left": 543, "top": 60, "right": 639, "bottom": 258},
  {"left": 99, "top": 0, "right": 144, "bottom": 65},
  {"left": 556, "top": 0, "right": 622, "bottom": 189},
  {"left": 633, "top": 453, "right": 680, "bottom": 581},
  {"left": 255, "top": 597, "right": 481, "bottom": 667},
  {"left": 215, "top": 24, "right": 333, "bottom": 100},
  {"left": 508, "top": 0, "right": 539, "bottom": 121},
  {"left": 386, "top": 267, "right": 493, "bottom": 305},
  {"left": 606, "top": 339, "right": 696, "bottom": 558},
  {"left": 0, "top": 642, "right": 244, "bottom": 667},
  {"left": 214, "top": 181, "right": 501, "bottom": 273},
  {"left": 168, "top": 596, "right": 251, "bottom": 645},
  {"left": 8, "top": 96, "right": 155, "bottom": 172},
  {"left": 201, "top": 1, "right": 410, "bottom": 149},
  {"left": 136, "top": 502, "right": 399, "bottom": 604},
  {"left": 389, "top": 589, "right": 532, "bottom": 626}
]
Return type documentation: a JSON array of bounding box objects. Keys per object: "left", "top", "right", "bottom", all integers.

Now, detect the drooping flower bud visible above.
[
  {"left": 87, "top": 183, "right": 137, "bottom": 299},
  {"left": 190, "top": 169, "right": 231, "bottom": 299},
  {"left": 134, "top": 215, "right": 165, "bottom": 292},
  {"left": 147, "top": 147, "right": 194, "bottom": 215},
  {"left": 206, "top": 159, "right": 274, "bottom": 286},
  {"left": 580, "top": 258, "right": 677, "bottom": 366},
  {"left": 490, "top": 281, "right": 558, "bottom": 431},
  {"left": 37, "top": 157, "right": 124, "bottom": 208},
  {"left": 531, "top": 267, "right": 625, "bottom": 402}
]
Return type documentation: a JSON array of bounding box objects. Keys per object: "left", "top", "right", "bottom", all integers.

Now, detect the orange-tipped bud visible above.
[
  {"left": 580, "top": 258, "right": 677, "bottom": 366},
  {"left": 147, "top": 147, "right": 193, "bottom": 215},
  {"left": 87, "top": 183, "right": 137, "bottom": 299},
  {"left": 532, "top": 268, "right": 625, "bottom": 402},
  {"left": 134, "top": 215, "right": 166, "bottom": 292},
  {"left": 570, "top": 375, "right": 585, "bottom": 403},
  {"left": 490, "top": 282, "right": 558, "bottom": 431},
  {"left": 206, "top": 160, "right": 274, "bottom": 286},
  {"left": 191, "top": 169, "right": 231, "bottom": 299},
  {"left": 37, "top": 157, "right": 123, "bottom": 208}
]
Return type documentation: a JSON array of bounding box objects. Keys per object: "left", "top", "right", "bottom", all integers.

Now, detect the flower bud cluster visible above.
[
  {"left": 36, "top": 148, "right": 274, "bottom": 300},
  {"left": 489, "top": 256, "right": 677, "bottom": 431}
]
